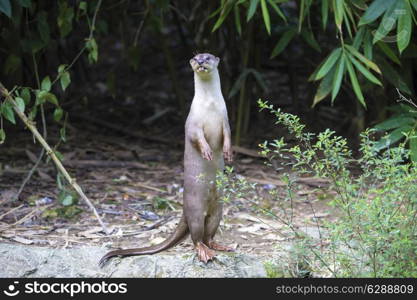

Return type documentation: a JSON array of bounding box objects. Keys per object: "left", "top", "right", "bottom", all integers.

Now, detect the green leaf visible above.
[
  {"left": 309, "top": 48, "right": 342, "bottom": 81},
  {"left": 410, "top": 134, "right": 417, "bottom": 163},
  {"left": 53, "top": 108, "right": 64, "bottom": 122},
  {"left": 60, "top": 71, "right": 71, "bottom": 91},
  {"left": 228, "top": 69, "right": 250, "bottom": 99},
  {"left": 0, "top": 129, "right": 5, "bottom": 144},
  {"left": 334, "top": 0, "right": 344, "bottom": 29},
  {"left": 250, "top": 69, "right": 268, "bottom": 92},
  {"left": 374, "top": 125, "right": 412, "bottom": 151},
  {"left": 0, "top": 0, "right": 11, "bottom": 18},
  {"left": 45, "top": 93, "right": 59, "bottom": 106},
  {"left": 36, "top": 90, "right": 59, "bottom": 106},
  {"left": 312, "top": 64, "right": 337, "bottom": 106},
  {"left": 86, "top": 38, "right": 98, "bottom": 63},
  {"left": 359, "top": 0, "right": 396, "bottom": 26},
  {"left": 397, "top": 0, "right": 412, "bottom": 54},
  {"left": 28, "top": 106, "right": 37, "bottom": 120},
  {"left": 363, "top": 29, "right": 373, "bottom": 59},
  {"left": 58, "top": 64, "right": 66, "bottom": 73},
  {"left": 376, "top": 58, "right": 411, "bottom": 94},
  {"left": 41, "top": 76, "right": 51, "bottom": 92},
  {"left": 59, "top": 191, "right": 74, "bottom": 206},
  {"left": 260, "top": 0, "right": 271, "bottom": 35},
  {"left": 372, "top": 0, "right": 400, "bottom": 44},
  {"left": 247, "top": 0, "right": 260, "bottom": 21},
  {"left": 228, "top": 68, "right": 266, "bottom": 99},
  {"left": 321, "top": 0, "right": 329, "bottom": 29},
  {"left": 234, "top": 5, "right": 242, "bottom": 36},
  {"left": 270, "top": 28, "right": 297, "bottom": 58},
  {"left": 58, "top": 1, "right": 74, "bottom": 37},
  {"left": 345, "top": 55, "right": 366, "bottom": 107},
  {"left": 21, "top": 88, "right": 31, "bottom": 105},
  {"left": 347, "top": 53, "right": 382, "bottom": 86},
  {"left": 15, "top": 97, "right": 25, "bottom": 113},
  {"left": 60, "top": 127, "right": 66, "bottom": 142},
  {"left": 212, "top": 1, "right": 234, "bottom": 32},
  {"left": 266, "top": 0, "right": 287, "bottom": 23},
  {"left": 1, "top": 101, "right": 16, "bottom": 124},
  {"left": 376, "top": 41, "right": 401, "bottom": 65},
  {"left": 352, "top": 27, "right": 365, "bottom": 49},
  {"left": 345, "top": 45, "right": 381, "bottom": 73},
  {"left": 374, "top": 116, "right": 415, "bottom": 130},
  {"left": 331, "top": 54, "right": 346, "bottom": 101},
  {"left": 301, "top": 29, "right": 321, "bottom": 52}
]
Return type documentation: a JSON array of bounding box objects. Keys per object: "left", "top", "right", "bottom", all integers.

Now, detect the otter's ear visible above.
[
  {"left": 215, "top": 56, "right": 220, "bottom": 66},
  {"left": 189, "top": 58, "right": 194, "bottom": 66}
]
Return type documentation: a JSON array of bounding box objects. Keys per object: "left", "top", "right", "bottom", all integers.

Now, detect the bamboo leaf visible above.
[
  {"left": 247, "top": 0, "right": 260, "bottom": 21},
  {"left": 397, "top": 0, "right": 412, "bottom": 54},
  {"left": 309, "top": 48, "right": 342, "bottom": 81},
  {"left": 345, "top": 45, "right": 381, "bottom": 73},
  {"left": 372, "top": 0, "right": 400, "bottom": 44},
  {"left": 359, "top": 0, "right": 395, "bottom": 26},
  {"left": 348, "top": 53, "right": 382, "bottom": 86},
  {"left": 376, "top": 41, "right": 401, "bottom": 65},
  {"left": 374, "top": 116, "right": 415, "bottom": 130},
  {"left": 212, "top": 2, "right": 234, "bottom": 32},
  {"left": 376, "top": 57, "right": 412, "bottom": 94},
  {"left": 374, "top": 125, "right": 412, "bottom": 151},
  {"left": 321, "top": 0, "right": 329, "bottom": 29},
  {"left": 352, "top": 27, "right": 365, "bottom": 49},
  {"left": 331, "top": 55, "right": 346, "bottom": 101},
  {"left": 301, "top": 29, "right": 321, "bottom": 52},
  {"left": 364, "top": 29, "right": 373, "bottom": 59},
  {"left": 345, "top": 55, "right": 366, "bottom": 107},
  {"left": 260, "top": 0, "right": 271, "bottom": 35},
  {"left": 334, "top": 0, "right": 344, "bottom": 29},
  {"left": 270, "top": 28, "right": 297, "bottom": 58},
  {"left": 266, "top": 0, "right": 287, "bottom": 23},
  {"left": 312, "top": 64, "right": 336, "bottom": 106},
  {"left": 234, "top": 5, "right": 242, "bottom": 36}
]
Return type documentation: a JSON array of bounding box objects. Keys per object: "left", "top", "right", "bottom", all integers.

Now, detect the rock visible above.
[{"left": 0, "top": 243, "right": 267, "bottom": 278}]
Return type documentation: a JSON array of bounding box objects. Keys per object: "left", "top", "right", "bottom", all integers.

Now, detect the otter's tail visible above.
[{"left": 99, "top": 215, "right": 189, "bottom": 267}]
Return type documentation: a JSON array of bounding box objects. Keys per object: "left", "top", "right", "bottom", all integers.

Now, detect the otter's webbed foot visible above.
[
  {"left": 208, "top": 241, "right": 235, "bottom": 252},
  {"left": 195, "top": 242, "right": 216, "bottom": 263}
]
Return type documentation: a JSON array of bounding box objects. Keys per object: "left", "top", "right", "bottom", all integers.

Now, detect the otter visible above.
[{"left": 99, "top": 53, "right": 233, "bottom": 265}]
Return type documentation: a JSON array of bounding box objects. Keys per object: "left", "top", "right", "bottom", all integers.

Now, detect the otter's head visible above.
[{"left": 189, "top": 53, "right": 220, "bottom": 77}]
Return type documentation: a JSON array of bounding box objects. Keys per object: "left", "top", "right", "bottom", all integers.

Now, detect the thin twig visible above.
[
  {"left": 396, "top": 88, "right": 417, "bottom": 110},
  {"left": 0, "top": 83, "right": 110, "bottom": 234}
]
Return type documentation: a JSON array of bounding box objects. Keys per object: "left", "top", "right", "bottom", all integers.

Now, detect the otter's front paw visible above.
[
  {"left": 201, "top": 146, "right": 213, "bottom": 161},
  {"left": 223, "top": 145, "right": 233, "bottom": 162}
]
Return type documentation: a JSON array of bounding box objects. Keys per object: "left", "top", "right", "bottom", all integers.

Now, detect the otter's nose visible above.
[{"left": 196, "top": 58, "right": 204, "bottom": 65}]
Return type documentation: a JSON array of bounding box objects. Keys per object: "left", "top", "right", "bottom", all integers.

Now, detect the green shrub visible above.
[{"left": 217, "top": 99, "right": 417, "bottom": 277}]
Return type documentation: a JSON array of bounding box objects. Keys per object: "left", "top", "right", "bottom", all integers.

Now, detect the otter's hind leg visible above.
[
  {"left": 183, "top": 182, "right": 215, "bottom": 263},
  {"left": 203, "top": 186, "right": 234, "bottom": 252}
]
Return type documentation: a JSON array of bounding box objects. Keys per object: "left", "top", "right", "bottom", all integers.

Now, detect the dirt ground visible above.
[{"left": 0, "top": 118, "right": 337, "bottom": 258}]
